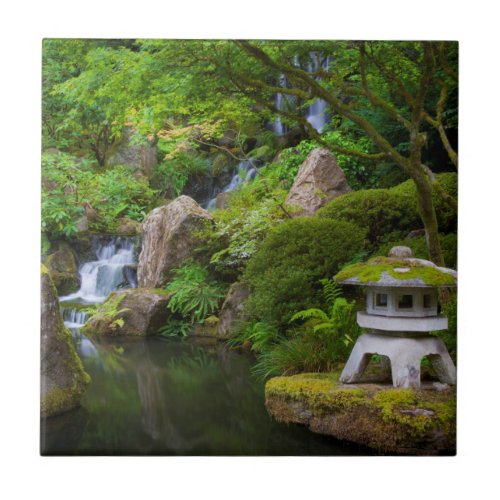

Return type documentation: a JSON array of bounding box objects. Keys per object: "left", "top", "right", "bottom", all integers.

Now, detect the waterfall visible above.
[
  {"left": 204, "top": 160, "right": 258, "bottom": 211},
  {"left": 270, "top": 53, "right": 331, "bottom": 134},
  {"left": 59, "top": 236, "right": 138, "bottom": 357},
  {"left": 60, "top": 236, "right": 137, "bottom": 304},
  {"left": 304, "top": 54, "right": 330, "bottom": 133}
]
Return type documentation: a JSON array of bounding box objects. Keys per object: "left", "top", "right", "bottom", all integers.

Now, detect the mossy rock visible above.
[
  {"left": 41, "top": 265, "right": 90, "bottom": 418},
  {"left": 265, "top": 373, "right": 456, "bottom": 455},
  {"left": 82, "top": 288, "right": 172, "bottom": 337},
  {"left": 43, "top": 242, "right": 81, "bottom": 295}
]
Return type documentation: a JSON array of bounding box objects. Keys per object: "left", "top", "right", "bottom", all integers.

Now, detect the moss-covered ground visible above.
[{"left": 265, "top": 372, "right": 456, "bottom": 455}]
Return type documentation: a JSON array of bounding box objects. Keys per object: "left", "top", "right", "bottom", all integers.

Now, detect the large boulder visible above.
[
  {"left": 217, "top": 282, "right": 250, "bottom": 339},
  {"left": 138, "top": 195, "right": 213, "bottom": 288},
  {"left": 44, "top": 242, "right": 81, "bottom": 295},
  {"left": 285, "top": 148, "right": 351, "bottom": 215},
  {"left": 41, "top": 265, "right": 90, "bottom": 417},
  {"left": 82, "top": 288, "right": 172, "bottom": 337}
]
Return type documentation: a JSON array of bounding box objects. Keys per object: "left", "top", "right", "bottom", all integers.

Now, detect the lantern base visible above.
[{"left": 340, "top": 333, "right": 456, "bottom": 389}]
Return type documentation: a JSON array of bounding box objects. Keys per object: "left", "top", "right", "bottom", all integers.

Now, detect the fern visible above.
[
  {"left": 319, "top": 278, "right": 342, "bottom": 308},
  {"left": 290, "top": 308, "right": 329, "bottom": 323}
]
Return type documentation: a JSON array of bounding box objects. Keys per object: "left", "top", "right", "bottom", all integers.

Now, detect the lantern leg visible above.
[{"left": 339, "top": 338, "right": 372, "bottom": 383}]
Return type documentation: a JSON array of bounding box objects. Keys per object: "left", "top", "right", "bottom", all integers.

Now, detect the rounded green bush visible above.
[
  {"left": 317, "top": 189, "right": 419, "bottom": 246},
  {"left": 389, "top": 172, "right": 457, "bottom": 233},
  {"left": 243, "top": 217, "right": 367, "bottom": 328},
  {"left": 317, "top": 172, "right": 458, "bottom": 246}
]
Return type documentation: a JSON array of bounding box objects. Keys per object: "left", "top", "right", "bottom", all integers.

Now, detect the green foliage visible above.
[
  {"left": 390, "top": 172, "right": 458, "bottom": 233},
  {"left": 243, "top": 217, "right": 367, "bottom": 329},
  {"left": 317, "top": 188, "right": 419, "bottom": 247},
  {"left": 228, "top": 321, "right": 281, "bottom": 353},
  {"left": 160, "top": 152, "right": 208, "bottom": 197},
  {"left": 86, "top": 294, "right": 130, "bottom": 332},
  {"left": 290, "top": 280, "right": 358, "bottom": 349},
  {"left": 164, "top": 260, "right": 225, "bottom": 325},
  {"left": 375, "top": 233, "right": 457, "bottom": 269},
  {"left": 41, "top": 152, "right": 156, "bottom": 237},
  {"left": 318, "top": 173, "right": 458, "bottom": 247},
  {"left": 158, "top": 318, "right": 192, "bottom": 338}
]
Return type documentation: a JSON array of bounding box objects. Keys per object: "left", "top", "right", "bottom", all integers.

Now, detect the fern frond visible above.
[{"left": 290, "top": 308, "right": 329, "bottom": 323}]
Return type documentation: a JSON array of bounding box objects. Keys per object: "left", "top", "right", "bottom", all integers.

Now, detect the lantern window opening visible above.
[
  {"left": 423, "top": 293, "right": 432, "bottom": 309},
  {"left": 375, "top": 293, "right": 388, "bottom": 308},
  {"left": 397, "top": 294, "right": 414, "bottom": 310}
]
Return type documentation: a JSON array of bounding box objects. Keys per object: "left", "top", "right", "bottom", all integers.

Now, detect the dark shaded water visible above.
[{"left": 41, "top": 337, "right": 371, "bottom": 456}]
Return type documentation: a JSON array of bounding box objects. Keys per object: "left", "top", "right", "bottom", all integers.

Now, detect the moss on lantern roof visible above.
[{"left": 335, "top": 256, "right": 457, "bottom": 287}]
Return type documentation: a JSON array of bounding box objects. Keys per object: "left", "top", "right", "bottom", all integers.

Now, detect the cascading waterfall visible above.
[
  {"left": 61, "top": 237, "right": 137, "bottom": 304},
  {"left": 205, "top": 160, "right": 258, "bottom": 211},
  {"left": 59, "top": 236, "right": 138, "bottom": 358},
  {"left": 270, "top": 53, "right": 331, "bottom": 134},
  {"left": 305, "top": 54, "right": 330, "bottom": 132}
]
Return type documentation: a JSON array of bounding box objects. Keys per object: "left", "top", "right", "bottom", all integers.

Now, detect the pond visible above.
[{"left": 41, "top": 336, "right": 371, "bottom": 456}]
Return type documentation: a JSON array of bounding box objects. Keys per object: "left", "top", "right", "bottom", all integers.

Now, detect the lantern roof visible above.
[{"left": 334, "top": 246, "right": 457, "bottom": 288}]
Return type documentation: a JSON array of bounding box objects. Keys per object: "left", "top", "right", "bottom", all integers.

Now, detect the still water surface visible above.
[{"left": 41, "top": 337, "right": 370, "bottom": 455}]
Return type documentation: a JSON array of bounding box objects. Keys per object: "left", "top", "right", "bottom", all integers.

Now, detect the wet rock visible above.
[
  {"left": 43, "top": 242, "right": 81, "bottom": 295},
  {"left": 138, "top": 195, "right": 213, "bottom": 288},
  {"left": 285, "top": 148, "right": 351, "bottom": 215},
  {"left": 217, "top": 283, "right": 250, "bottom": 339},
  {"left": 82, "top": 288, "right": 172, "bottom": 337},
  {"left": 41, "top": 265, "right": 90, "bottom": 417}
]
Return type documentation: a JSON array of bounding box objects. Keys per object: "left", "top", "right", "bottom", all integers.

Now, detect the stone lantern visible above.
[{"left": 335, "top": 246, "right": 457, "bottom": 389}]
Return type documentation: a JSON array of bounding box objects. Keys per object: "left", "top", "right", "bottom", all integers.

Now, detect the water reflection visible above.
[{"left": 41, "top": 338, "right": 371, "bottom": 455}]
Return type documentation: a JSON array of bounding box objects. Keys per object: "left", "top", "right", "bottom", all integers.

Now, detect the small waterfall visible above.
[
  {"left": 204, "top": 160, "right": 258, "bottom": 210},
  {"left": 62, "top": 308, "right": 89, "bottom": 329},
  {"left": 270, "top": 53, "right": 330, "bottom": 134},
  {"left": 305, "top": 54, "right": 330, "bottom": 133},
  {"left": 60, "top": 236, "right": 137, "bottom": 304}
]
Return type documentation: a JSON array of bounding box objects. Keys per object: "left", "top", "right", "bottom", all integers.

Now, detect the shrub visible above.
[
  {"left": 389, "top": 172, "right": 458, "bottom": 233},
  {"left": 317, "top": 172, "right": 458, "bottom": 247},
  {"left": 243, "top": 217, "right": 367, "bottom": 329},
  {"left": 317, "top": 188, "right": 419, "bottom": 246},
  {"left": 375, "top": 233, "right": 457, "bottom": 269},
  {"left": 41, "top": 152, "right": 156, "bottom": 237}
]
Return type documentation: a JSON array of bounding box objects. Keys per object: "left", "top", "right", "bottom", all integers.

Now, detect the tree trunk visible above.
[{"left": 411, "top": 171, "right": 444, "bottom": 267}]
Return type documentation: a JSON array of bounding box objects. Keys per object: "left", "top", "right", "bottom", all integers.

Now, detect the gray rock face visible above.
[
  {"left": 138, "top": 196, "right": 213, "bottom": 288},
  {"left": 44, "top": 242, "right": 81, "bottom": 295},
  {"left": 41, "top": 266, "right": 90, "bottom": 417},
  {"left": 82, "top": 288, "right": 172, "bottom": 337},
  {"left": 285, "top": 148, "right": 351, "bottom": 215},
  {"left": 217, "top": 283, "right": 250, "bottom": 339},
  {"left": 107, "top": 127, "right": 157, "bottom": 176},
  {"left": 388, "top": 246, "right": 413, "bottom": 259}
]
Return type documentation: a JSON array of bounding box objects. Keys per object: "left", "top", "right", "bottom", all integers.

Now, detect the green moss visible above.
[
  {"left": 265, "top": 373, "right": 456, "bottom": 454},
  {"left": 335, "top": 256, "right": 456, "bottom": 286},
  {"left": 266, "top": 373, "right": 366, "bottom": 412}
]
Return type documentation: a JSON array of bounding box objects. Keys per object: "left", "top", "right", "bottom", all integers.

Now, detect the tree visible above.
[{"left": 223, "top": 40, "right": 458, "bottom": 267}]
